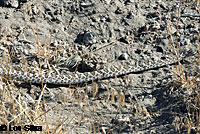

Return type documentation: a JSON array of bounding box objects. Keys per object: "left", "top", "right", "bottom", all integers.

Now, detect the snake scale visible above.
[{"left": 0, "top": 54, "right": 197, "bottom": 85}]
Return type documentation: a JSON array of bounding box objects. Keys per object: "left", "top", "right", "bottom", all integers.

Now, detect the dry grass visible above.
[
  {"left": 0, "top": 15, "right": 136, "bottom": 134},
  {"left": 0, "top": 0, "right": 199, "bottom": 133},
  {"left": 169, "top": 0, "right": 200, "bottom": 133}
]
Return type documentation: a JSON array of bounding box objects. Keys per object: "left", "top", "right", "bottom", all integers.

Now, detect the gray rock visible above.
[
  {"left": 118, "top": 53, "right": 129, "bottom": 60},
  {"left": 83, "top": 32, "right": 97, "bottom": 45},
  {"left": 4, "top": 0, "right": 19, "bottom": 8}
]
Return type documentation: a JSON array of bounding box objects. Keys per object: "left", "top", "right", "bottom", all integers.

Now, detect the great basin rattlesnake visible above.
[{"left": 0, "top": 53, "right": 197, "bottom": 85}]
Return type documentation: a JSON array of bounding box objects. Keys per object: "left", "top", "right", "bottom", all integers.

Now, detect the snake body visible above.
[
  {"left": 0, "top": 53, "right": 197, "bottom": 85},
  {"left": 0, "top": 55, "right": 195, "bottom": 85}
]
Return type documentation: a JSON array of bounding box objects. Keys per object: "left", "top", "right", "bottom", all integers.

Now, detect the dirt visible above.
[{"left": 0, "top": 0, "right": 200, "bottom": 133}]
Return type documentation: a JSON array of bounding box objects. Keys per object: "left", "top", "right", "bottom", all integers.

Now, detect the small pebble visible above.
[
  {"left": 135, "top": 49, "right": 142, "bottom": 54},
  {"left": 23, "top": 49, "right": 29, "bottom": 56},
  {"left": 147, "top": 12, "right": 160, "bottom": 19},
  {"left": 83, "top": 32, "right": 97, "bottom": 45},
  {"left": 101, "top": 38, "right": 108, "bottom": 43},
  {"left": 115, "top": 7, "right": 125, "bottom": 14},
  {"left": 155, "top": 46, "right": 163, "bottom": 53},
  {"left": 118, "top": 53, "right": 129, "bottom": 60},
  {"left": 4, "top": 0, "right": 19, "bottom": 8},
  {"left": 42, "top": 64, "right": 48, "bottom": 69},
  {"left": 144, "top": 50, "right": 152, "bottom": 55},
  {"left": 5, "top": 13, "right": 11, "bottom": 19},
  {"left": 80, "top": 2, "right": 95, "bottom": 8}
]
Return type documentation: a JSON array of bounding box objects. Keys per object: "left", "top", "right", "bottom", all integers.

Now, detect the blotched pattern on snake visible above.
[{"left": 0, "top": 55, "right": 196, "bottom": 85}]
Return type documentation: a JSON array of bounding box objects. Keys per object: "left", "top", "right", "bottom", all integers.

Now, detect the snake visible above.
[{"left": 0, "top": 54, "right": 197, "bottom": 85}]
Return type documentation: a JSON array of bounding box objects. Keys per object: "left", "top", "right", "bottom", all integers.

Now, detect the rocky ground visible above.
[{"left": 0, "top": 0, "right": 200, "bottom": 133}]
